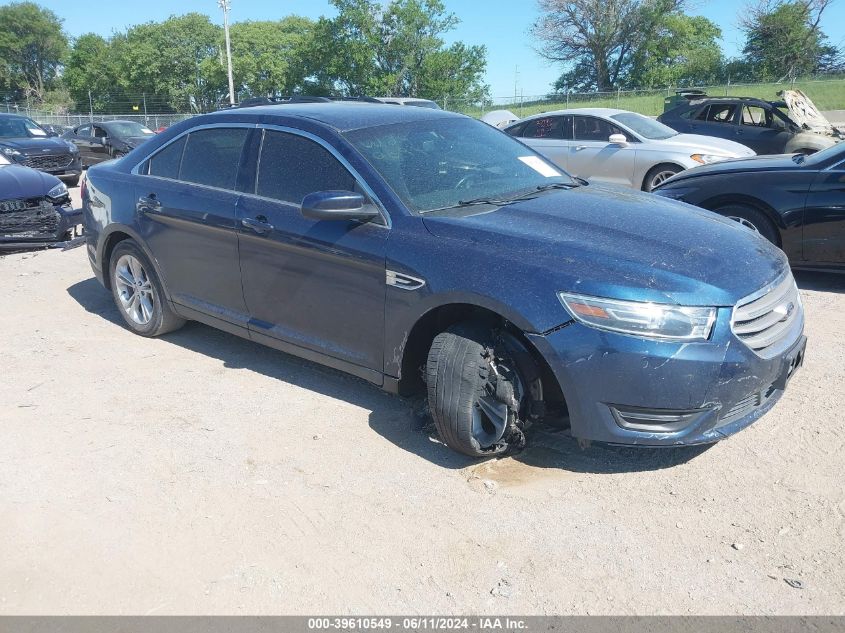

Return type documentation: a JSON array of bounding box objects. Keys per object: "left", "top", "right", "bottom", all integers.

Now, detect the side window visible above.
[
  {"left": 521, "top": 116, "right": 572, "bottom": 140},
  {"left": 742, "top": 105, "right": 771, "bottom": 127},
  {"left": 699, "top": 104, "right": 737, "bottom": 124},
  {"left": 93, "top": 125, "right": 107, "bottom": 138},
  {"left": 76, "top": 125, "right": 92, "bottom": 137},
  {"left": 148, "top": 135, "right": 187, "bottom": 179},
  {"left": 256, "top": 130, "right": 356, "bottom": 204},
  {"left": 179, "top": 128, "right": 249, "bottom": 190},
  {"left": 505, "top": 122, "right": 527, "bottom": 137},
  {"left": 573, "top": 116, "right": 629, "bottom": 142}
]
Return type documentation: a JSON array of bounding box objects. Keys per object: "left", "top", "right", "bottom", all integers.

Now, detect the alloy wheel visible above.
[
  {"left": 649, "top": 170, "right": 678, "bottom": 190},
  {"left": 114, "top": 254, "right": 155, "bottom": 325}
]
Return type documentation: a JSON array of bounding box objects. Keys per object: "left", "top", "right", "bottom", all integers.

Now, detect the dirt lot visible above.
[{"left": 1, "top": 210, "right": 844, "bottom": 614}]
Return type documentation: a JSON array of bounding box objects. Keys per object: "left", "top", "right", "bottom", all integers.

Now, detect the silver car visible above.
[{"left": 505, "top": 108, "right": 755, "bottom": 191}]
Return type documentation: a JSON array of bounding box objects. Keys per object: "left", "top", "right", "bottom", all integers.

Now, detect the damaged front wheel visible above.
[{"left": 426, "top": 323, "right": 541, "bottom": 458}]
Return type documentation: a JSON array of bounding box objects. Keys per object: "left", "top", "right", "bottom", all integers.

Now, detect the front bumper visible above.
[
  {"left": 528, "top": 310, "right": 806, "bottom": 446},
  {"left": 0, "top": 203, "right": 83, "bottom": 251},
  {"left": 12, "top": 153, "right": 82, "bottom": 179}
]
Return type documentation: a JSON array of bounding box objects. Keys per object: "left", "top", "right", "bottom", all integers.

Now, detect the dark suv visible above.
[
  {"left": 82, "top": 104, "right": 806, "bottom": 458},
  {"left": 659, "top": 95, "right": 838, "bottom": 155},
  {"left": 0, "top": 114, "right": 82, "bottom": 186}
]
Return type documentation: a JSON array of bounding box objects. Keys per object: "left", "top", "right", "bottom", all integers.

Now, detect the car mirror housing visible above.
[
  {"left": 300, "top": 190, "right": 379, "bottom": 222},
  {"left": 609, "top": 134, "right": 628, "bottom": 146}
]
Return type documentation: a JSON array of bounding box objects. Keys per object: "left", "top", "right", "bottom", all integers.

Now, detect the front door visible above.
[
  {"left": 568, "top": 115, "right": 637, "bottom": 187},
  {"left": 736, "top": 105, "right": 792, "bottom": 154},
  {"left": 135, "top": 127, "right": 250, "bottom": 329},
  {"left": 237, "top": 128, "right": 388, "bottom": 373},
  {"left": 803, "top": 160, "right": 845, "bottom": 264}
]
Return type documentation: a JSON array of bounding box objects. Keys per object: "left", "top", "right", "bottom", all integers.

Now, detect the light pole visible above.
[{"left": 218, "top": 0, "right": 235, "bottom": 106}]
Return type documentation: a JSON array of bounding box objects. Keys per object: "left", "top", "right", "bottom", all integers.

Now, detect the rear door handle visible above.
[
  {"left": 138, "top": 193, "right": 161, "bottom": 213},
  {"left": 241, "top": 216, "right": 274, "bottom": 234}
]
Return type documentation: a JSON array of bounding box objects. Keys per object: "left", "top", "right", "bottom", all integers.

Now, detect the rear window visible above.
[
  {"left": 697, "top": 104, "right": 737, "bottom": 124},
  {"left": 179, "top": 128, "right": 249, "bottom": 190}
]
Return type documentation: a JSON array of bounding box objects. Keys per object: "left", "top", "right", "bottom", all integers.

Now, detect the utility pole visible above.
[
  {"left": 219, "top": 0, "right": 236, "bottom": 106},
  {"left": 88, "top": 90, "right": 94, "bottom": 122}
]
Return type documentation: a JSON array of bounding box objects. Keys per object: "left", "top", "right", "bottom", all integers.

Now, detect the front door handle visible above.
[
  {"left": 241, "top": 216, "right": 274, "bottom": 234},
  {"left": 138, "top": 193, "right": 161, "bottom": 213},
  {"left": 575, "top": 145, "right": 588, "bottom": 151}
]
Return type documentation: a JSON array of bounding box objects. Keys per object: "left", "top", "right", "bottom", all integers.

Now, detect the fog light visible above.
[{"left": 609, "top": 405, "right": 712, "bottom": 433}]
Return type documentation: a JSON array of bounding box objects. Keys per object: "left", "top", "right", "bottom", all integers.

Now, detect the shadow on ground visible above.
[
  {"left": 68, "top": 276, "right": 711, "bottom": 476},
  {"left": 795, "top": 270, "right": 845, "bottom": 293}
]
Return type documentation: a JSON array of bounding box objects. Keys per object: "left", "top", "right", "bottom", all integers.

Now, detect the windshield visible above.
[
  {"left": 0, "top": 116, "right": 48, "bottom": 139},
  {"left": 344, "top": 118, "right": 575, "bottom": 214},
  {"left": 611, "top": 113, "right": 678, "bottom": 140},
  {"left": 107, "top": 121, "right": 155, "bottom": 137}
]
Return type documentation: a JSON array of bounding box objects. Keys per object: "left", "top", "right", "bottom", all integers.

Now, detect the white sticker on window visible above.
[{"left": 519, "top": 155, "right": 561, "bottom": 178}]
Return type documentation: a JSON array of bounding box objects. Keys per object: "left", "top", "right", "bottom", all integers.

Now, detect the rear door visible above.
[
  {"left": 236, "top": 128, "right": 388, "bottom": 373},
  {"left": 514, "top": 115, "right": 572, "bottom": 170},
  {"left": 802, "top": 158, "right": 845, "bottom": 264},
  {"left": 71, "top": 124, "right": 95, "bottom": 165},
  {"left": 687, "top": 102, "right": 740, "bottom": 144},
  {"left": 568, "top": 115, "right": 636, "bottom": 187},
  {"left": 134, "top": 126, "right": 251, "bottom": 332}
]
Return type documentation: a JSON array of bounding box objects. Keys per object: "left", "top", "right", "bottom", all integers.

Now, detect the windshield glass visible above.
[
  {"left": 344, "top": 118, "right": 575, "bottom": 214},
  {"left": 0, "top": 116, "right": 48, "bottom": 139},
  {"left": 107, "top": 121, "right": 155, "bottom": 137},
  {"left": 611, "top": 113, "right": 678, "bottom": 140}
]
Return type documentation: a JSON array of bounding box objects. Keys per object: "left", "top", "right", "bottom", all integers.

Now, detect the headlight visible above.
[
  {"left": 65, "top": 141, "right": 79, "bottom": 153},
  {"left": 690, "top": 154, "right": 728, "bottom": 165},
  {"left": 46, "top": 182, "right": 69, "bottom": 201},
  {"left": 558, "top": 292, "right": 716, "bottom": 341},
  {"left": 0, "top": 146, "right": 22, "bottom": 158}
]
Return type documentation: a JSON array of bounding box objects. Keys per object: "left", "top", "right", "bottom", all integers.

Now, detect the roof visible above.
[
  {"left": 205, "top": 101, "right": 459, "bottom": 132},
  {"left": 518, "top": 107, "right": 631, "bottom": 120}
]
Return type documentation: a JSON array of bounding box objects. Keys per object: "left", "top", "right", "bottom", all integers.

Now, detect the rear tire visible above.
[
  {"left": 643, "top": 163, "right": 682, "bottom": 192},
  {"left": 714, "top": 203, "right": 779, "bottom": 245},
  {"left": 426, "top": 323, "right": 533, "bottom": 458},
  {"left": 109, "top": 240, "right": 185, "bottom": 337}
]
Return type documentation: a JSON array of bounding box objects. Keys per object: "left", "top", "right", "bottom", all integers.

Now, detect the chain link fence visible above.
[{"left": 441, "top": 76, "right": 845, "bottom": 119}]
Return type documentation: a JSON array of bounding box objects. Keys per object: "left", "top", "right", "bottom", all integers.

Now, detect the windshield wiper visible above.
[{"left": 420, "top": 180, "right": 583, "bottom": 214}]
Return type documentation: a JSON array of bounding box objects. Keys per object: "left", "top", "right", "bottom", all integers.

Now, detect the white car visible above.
[{"left": 505, "top": 108, "right": 755, "bottom": 191}]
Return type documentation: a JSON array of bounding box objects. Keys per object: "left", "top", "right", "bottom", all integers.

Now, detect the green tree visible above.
[
  {"left": 216, "top": 17, "right": 315, "bottom": 98},
  {"left": 305, "top": 0, "right": 488, "bottom": 100},
  {"left": 0, "top": 1, "right": 68, "bottom": 101},
  {"left": 118, "top": 13, "right": 223, "bottom": 112},
  {"left": 627, "top": 14, "right": 724, "bottom": 88},
  {"left": 532, "top": 0, "right": 686, "bottom": 91},
  {"left": 64, "top": 33, "right": 126, "bottom": 113},
  {"left": 741, "top": 0, "right": 841, "bottom": 80}
]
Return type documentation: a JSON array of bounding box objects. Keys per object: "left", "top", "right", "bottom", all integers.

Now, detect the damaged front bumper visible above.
[
  {"left": 0, "top": 203, "right": 83, "bottom": 252},
  {"left": 527, "top": 311, "right": 806, "bottom": 446}
]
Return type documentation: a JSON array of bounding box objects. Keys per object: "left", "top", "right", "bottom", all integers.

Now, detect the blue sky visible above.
[{"left": 8, "top": 0, "right": 845, "bottom": 97}]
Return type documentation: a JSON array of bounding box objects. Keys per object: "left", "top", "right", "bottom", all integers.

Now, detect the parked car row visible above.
[{"left": 81, "top": 102, "right": 809, "bottom": 460}]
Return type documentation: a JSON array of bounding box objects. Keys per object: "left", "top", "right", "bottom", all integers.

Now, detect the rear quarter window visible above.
[{"left": 147, "top": 136, "right": 186, "bottom": 179}]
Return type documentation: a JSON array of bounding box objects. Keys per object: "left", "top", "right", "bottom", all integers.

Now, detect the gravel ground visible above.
[{"left": 1, "top": 199, "right": 844, "bottom": 614}]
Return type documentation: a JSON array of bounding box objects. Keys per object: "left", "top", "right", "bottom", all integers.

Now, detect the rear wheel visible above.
[
  {"left": 643, "top": 163, "right": 682, "bottom": 192},
  {"left": 714, "top": 203, "right": 779, "bottom": 245},
  {"left": 426, "top": 323, "right": 540, "bottom": 458},
  {"left": 109, "top": 240, "right": 185, "bottom": 337}
]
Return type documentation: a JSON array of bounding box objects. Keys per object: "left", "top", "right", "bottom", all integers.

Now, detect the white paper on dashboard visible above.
[{"left": 518, "top": 156, "right": 561, "bottom": 178}]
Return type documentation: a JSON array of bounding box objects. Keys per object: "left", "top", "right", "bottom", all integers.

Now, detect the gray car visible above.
[{"left": 505, "top": 108, "right": 755, "bottom": 191}]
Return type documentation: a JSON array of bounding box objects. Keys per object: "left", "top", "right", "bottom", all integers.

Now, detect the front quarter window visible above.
[{"left": 345, "top": 118, "right": 575, "bottom": 214}]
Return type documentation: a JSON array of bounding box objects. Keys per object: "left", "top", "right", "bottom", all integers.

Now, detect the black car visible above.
[
  {"left": 658, "top": 94, "right": 840, "bottom": 155},
  {"left": 0, "top": 114, "right": 82, "bottom": 186},
  {"left": 654, "top": 142, "right": 845, "bottom": 272},
  {"left": 64, "top": 120, "right": 156, "bottom": 167},
  {"left": 0, "top": 155, "right": 82, "bottom": 250},
  {"left": 39, "top": 123, "right": 72, "bottom": 137},
  {"left": 82, "top": 103, "right": 806, "bottom": 458}
]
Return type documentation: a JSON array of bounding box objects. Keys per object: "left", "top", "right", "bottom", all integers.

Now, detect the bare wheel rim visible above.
[
  {"left": 471, "top": 358, "right": 524, "bottom": 450},
  {"left": 114, "top": 254, "right": 155, "bottom": 326},
  {"left": 727, "top": 216, "right": 760, "bottom": 234},
  {"left": 650, "top": 170, "right": 678, "bottom": 189}
]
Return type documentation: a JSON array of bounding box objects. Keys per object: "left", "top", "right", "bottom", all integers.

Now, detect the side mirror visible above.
[
  {"left": 301, "top": 190, "right": 379, "bottom": 222},
  {"left": 609, "top": 134, "right": 628, "bottom": 146}
]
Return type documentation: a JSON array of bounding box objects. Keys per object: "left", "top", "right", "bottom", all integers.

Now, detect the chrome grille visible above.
[
  {"left": 732, "top": 273, "right": 803, "bottom": 359},
  {"left": 21, "top": 153, "right": 74, "bottom": 171}
]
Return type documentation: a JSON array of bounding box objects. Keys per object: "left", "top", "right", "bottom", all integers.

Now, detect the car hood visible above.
[
  {"left": 661, "top": 154, "right": 802, "bottom": 183},
  {"left": 781, "top": 89, "right": 842, "bottom": 137},
  {"left": 421, "top": 185, "right": 788, "bottom": 307},
  {"left": 0, "top": 164, "right": 60, "bottom": 198},
  {"left": 0, "top": 136, "right": 74, "bottom": 153},
  {"left": 656, "top": 133, "right": 756, "bottom": 157}
]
